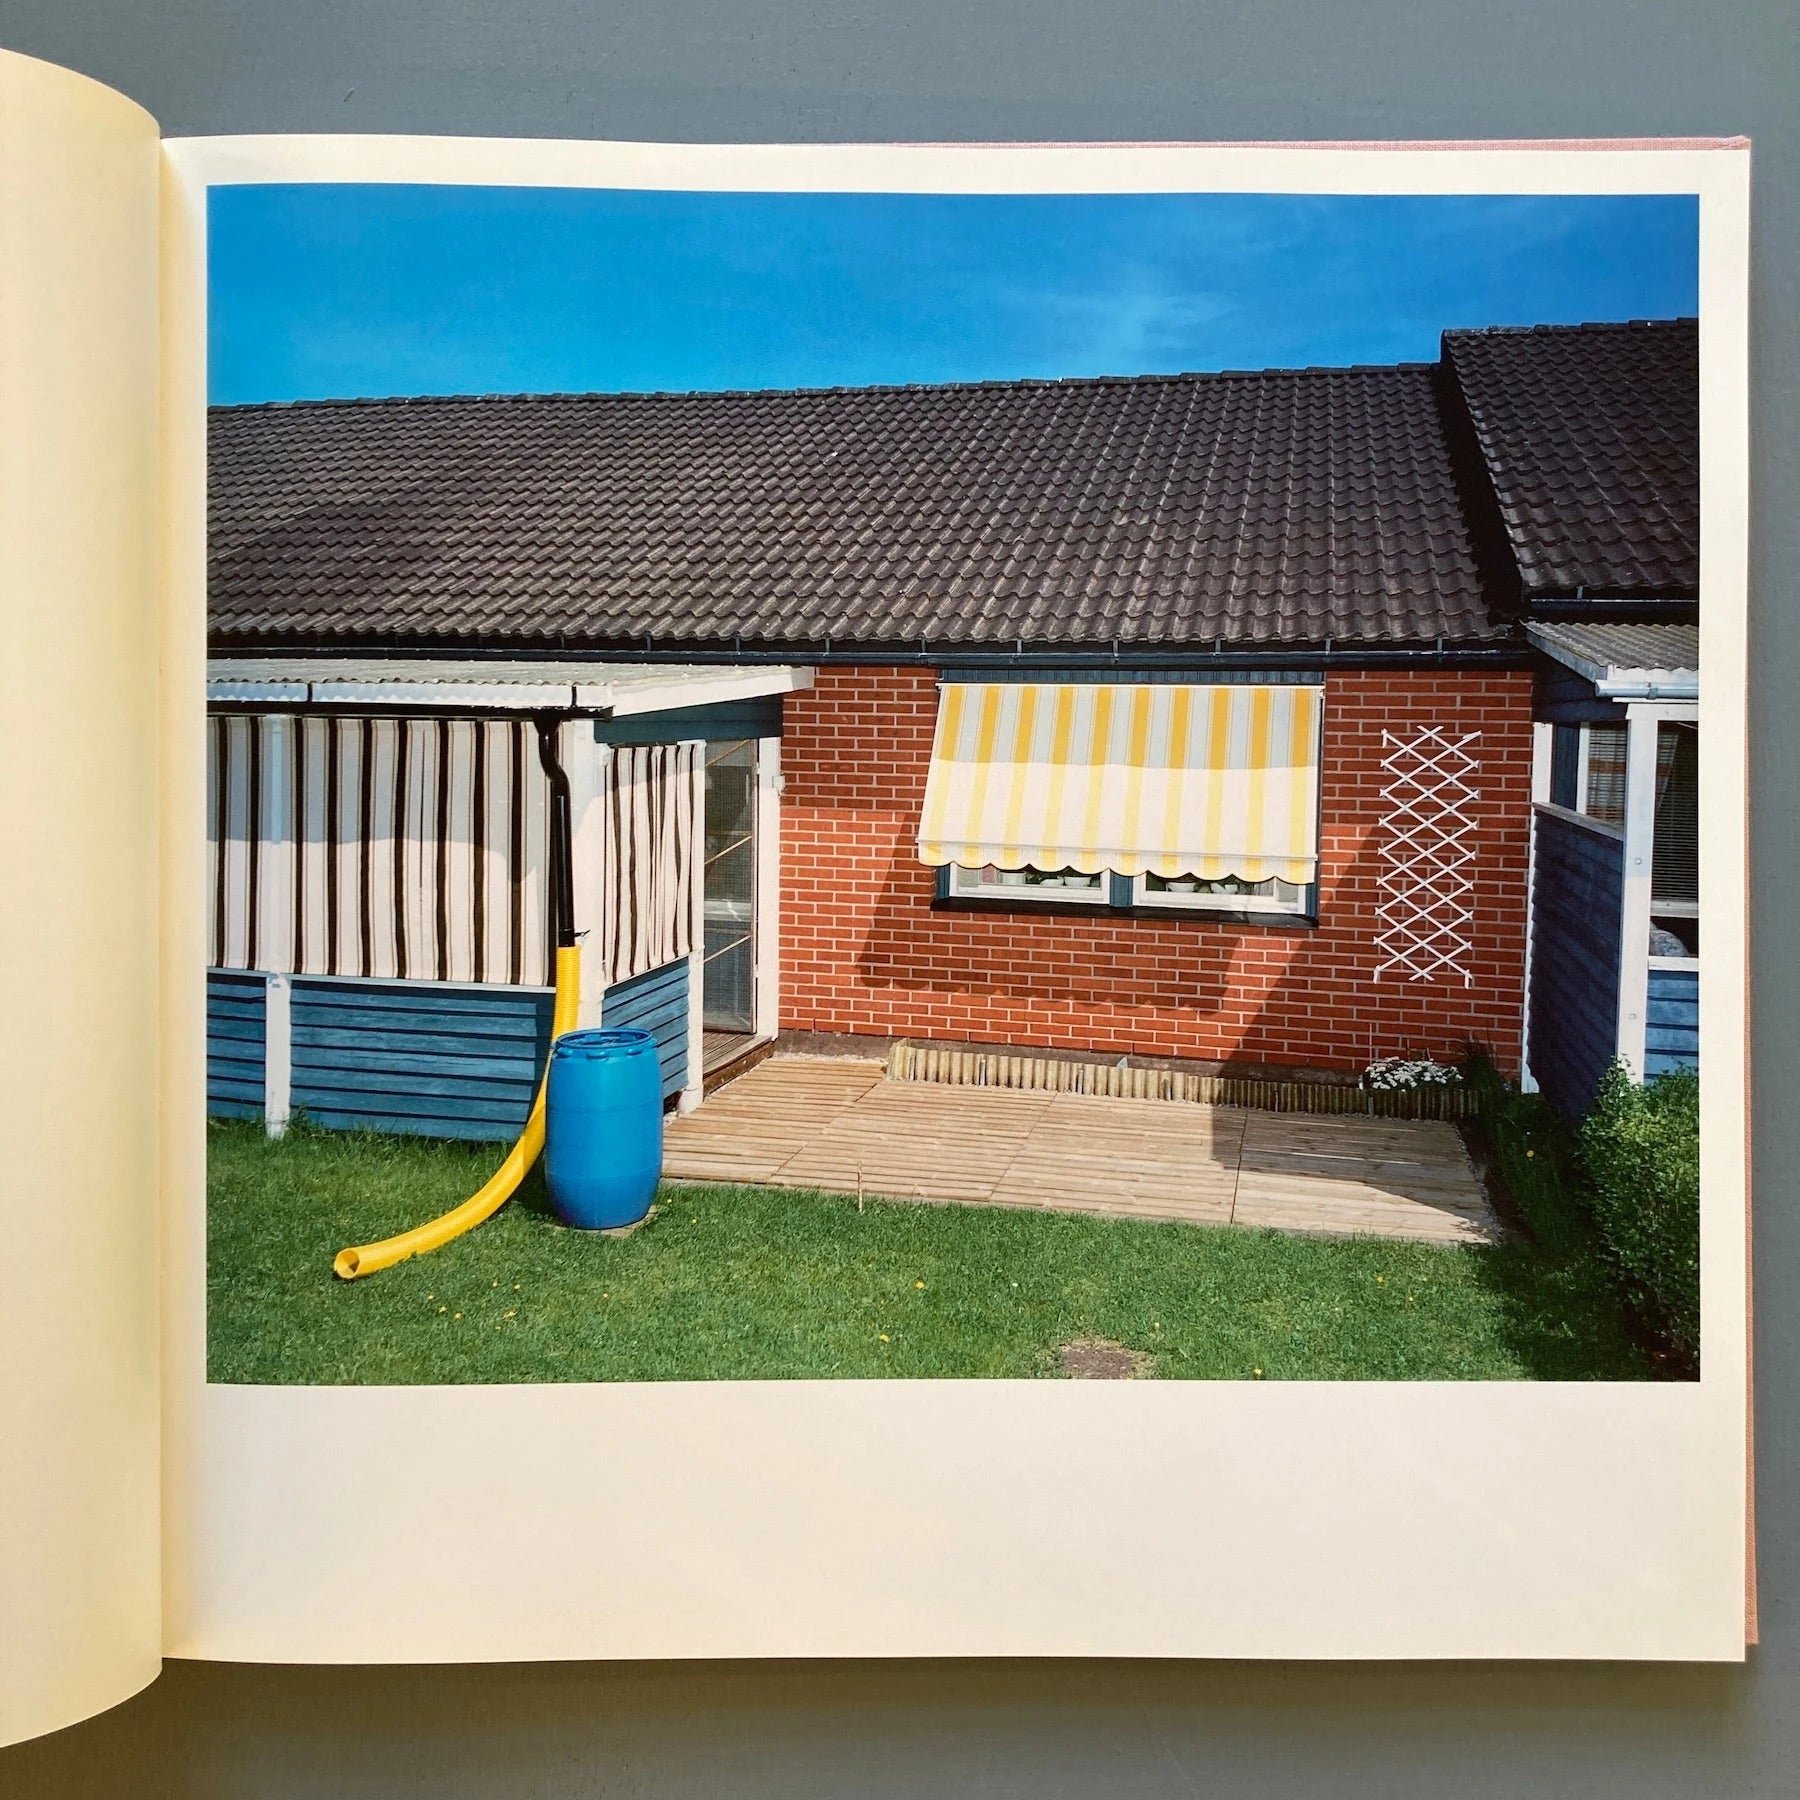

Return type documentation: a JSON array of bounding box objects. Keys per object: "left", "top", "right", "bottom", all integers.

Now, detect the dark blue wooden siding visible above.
[
  {"left": 1645, "top": 965, "right": 1700, "bottom": 1078},
  {"left": 1529, "top": 808, "right": 1625, "bottom": 1120},
  {"left": 287, "top": 978, "right": 555, "bottom": 1142},
  {"left": 1549, "top": 724, "right": 1580, "bottom": 809},
  {"left": 601, "top": 958, "right": 690, "bottom": 1100},
  {"left": 207, "top": 970, "right": 266, "bottom": 1120},
  {"left": 1533, "top": 664, "right": 1628, "bottom": 726}
]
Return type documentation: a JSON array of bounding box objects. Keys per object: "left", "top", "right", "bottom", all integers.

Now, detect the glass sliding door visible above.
[{"left": 701, "top": 740, "right": 757, "bottom": 1037}]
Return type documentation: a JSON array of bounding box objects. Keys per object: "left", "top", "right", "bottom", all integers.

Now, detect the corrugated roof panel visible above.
[
  {"left": 203, "top": 657, "right": 812, "bottom": 713},
  {"left": 1526, "top": 621, "right": 1699, "bottom": 698},
  {"left": 1526, "top": 621, "right": 1698, "bottom": 673}
]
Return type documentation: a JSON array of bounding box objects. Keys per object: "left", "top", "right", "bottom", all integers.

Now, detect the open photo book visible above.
[{"left": 0, "top": 46, "right": 1754, "bottom": 1746}]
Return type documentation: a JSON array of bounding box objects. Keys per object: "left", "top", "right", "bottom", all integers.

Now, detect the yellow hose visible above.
[{"left": 333, "top": 946, "right": 583, "bottom": 1280}]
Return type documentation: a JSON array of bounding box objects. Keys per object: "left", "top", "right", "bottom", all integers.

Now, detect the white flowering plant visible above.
[{"left": 1361, "top": 1054, "right": 1464, "bottom": 1092}]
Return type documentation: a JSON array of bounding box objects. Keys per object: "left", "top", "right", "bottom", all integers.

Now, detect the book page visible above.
[
  {"left": 162, "top": 133, "right": 1748, "bottom": 1667},
  {"left": 0, "top": 51, "right": 163, "bottom": 1746}
]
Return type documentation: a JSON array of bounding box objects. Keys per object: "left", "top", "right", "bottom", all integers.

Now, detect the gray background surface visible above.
[{"left": 0, "top": 3, "right": 1793, "bottom": 1793}]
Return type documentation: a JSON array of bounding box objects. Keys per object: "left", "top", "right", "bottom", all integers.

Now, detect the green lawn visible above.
[{"left": 207, "top": 1116, "right": 1655, "bottom": 1384}]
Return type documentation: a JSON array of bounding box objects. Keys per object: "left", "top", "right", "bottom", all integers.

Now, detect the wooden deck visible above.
[
  {"left": 701, "top": 1029, "right": 762, "bottom": 1076},
  {"left": 663, "top": 1056, "right": 1498, "bottom": 1245}
]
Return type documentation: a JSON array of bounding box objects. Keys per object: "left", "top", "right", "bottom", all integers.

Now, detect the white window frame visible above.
[
  {"left": 1639, "top": 716, "right": 1701, "bottom": 971},
  {"left": 1648, "top": 717, "right": 1699, "bottom": 913},
  {"left": 947, "top": 863, "right": 1111, "bottom": 903},
  {"left": 1616, "top": 699, "right": 1700, "bottom": 1077},
  {"left": 1129, "top": 872, "right": 1312, "bottom": 917}
]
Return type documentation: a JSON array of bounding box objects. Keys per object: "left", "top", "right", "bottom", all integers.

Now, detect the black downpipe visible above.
[{"left": 533, "top": 715, "right": 578, "bottom": 954}]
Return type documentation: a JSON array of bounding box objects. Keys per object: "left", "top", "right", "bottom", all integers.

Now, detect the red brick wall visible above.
[{"left": 778, "top": 666, "right": 1533, "bottom": 1076}]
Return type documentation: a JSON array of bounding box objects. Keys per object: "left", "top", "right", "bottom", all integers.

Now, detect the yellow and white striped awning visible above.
[{"left": 916, "top": 682, "right": 1322, "bottom": 884}]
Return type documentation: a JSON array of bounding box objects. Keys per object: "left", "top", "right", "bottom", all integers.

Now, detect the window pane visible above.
[
  {"left": 704, "top": 836, "right": 754, "bottom": 918},
  {"left": 1650, "top": 913, "right": 1698, "bottom": 957},
  {"left": 704, "top": 739, "right": 754, "bottom": 858},
  {"left": 1139, "top": 872, "right": 1304, "bottom": 910},
  {"left": 1652, "top": 722, "right": 1698, "bottom": 905},
  {"left": 1582, "top": 724, "right": 1628, "bottom": 826},
  {"left": 702, "top": 930, "right": 754, "bottom": 1030},
  {"left": 953, "top": 863, "right": 1105, "bottom": 895},
  {"left": 702, "top": 741, "right": 756, "bottom": 1032}
]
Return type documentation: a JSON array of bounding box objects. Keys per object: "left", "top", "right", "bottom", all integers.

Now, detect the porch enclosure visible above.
[
  {"left": 1526, "top": 807, "right": 1625, "bottom": 1118},
  {"left": 1526, "top": 689, "right": 1700, "bottom": 1118},
  {"left": 205, "top": 689, "right": 786, "bottom": 1141}
]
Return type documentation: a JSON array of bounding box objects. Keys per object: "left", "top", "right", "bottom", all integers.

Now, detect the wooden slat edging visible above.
[{"left": 886, "top": 1041, "right": 1474, "bottom": 1120}]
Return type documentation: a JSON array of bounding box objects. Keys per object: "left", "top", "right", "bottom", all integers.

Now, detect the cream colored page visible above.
[{"left": 0, "top": 52, "right": 163, "bottom": 1745}]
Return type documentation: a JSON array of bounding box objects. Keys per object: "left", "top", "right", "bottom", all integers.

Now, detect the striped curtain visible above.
[
  {"left": 916, "top": 682, "right": 1323, "bottom": 884},
  {"left": 208, "top": 715, "right": 551, "bottom": 985},
  {"left": 599, "top": 742, "right": 701, "bottom": 986}
]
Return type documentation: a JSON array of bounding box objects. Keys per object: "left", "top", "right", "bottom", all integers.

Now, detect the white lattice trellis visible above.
[{"left": 1372, "top": 726, "right": 1480, "bottom": 985}]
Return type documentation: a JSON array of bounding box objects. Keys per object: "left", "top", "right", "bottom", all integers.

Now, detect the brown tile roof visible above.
[
  {"left": 208, "top": 319, "right": 1700, "bottom": 652},
  {"left": 207, "top": 365, "right": 1504, "bottom": 651},
  {"left": 1440, "top": 319, "right": 1698, "bottom": 601}
]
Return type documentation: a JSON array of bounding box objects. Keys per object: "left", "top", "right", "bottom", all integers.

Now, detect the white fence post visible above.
[
  {"left": 566, "top": 723, "right": 609, "bottom": 1030},
  {"left": 680, "top": 742, "right": 708, "bottom": 1115},
  {"left": 1518, "top": 721, "right": 1554, "bottom": 1093},
  {"left": 1616, "top": 704, "right": 1666, "bottom": 1082},
  {"left": 754, "top": 736, "right": 783, "bottom": 1044},
  {"left": 264, "top": 971, "right": 292, "bottom": 1138}
]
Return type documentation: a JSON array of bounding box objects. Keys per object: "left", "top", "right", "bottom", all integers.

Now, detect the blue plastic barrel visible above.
[{"left": 543, "top": 1028, "right": 663, "bottom": 1230}]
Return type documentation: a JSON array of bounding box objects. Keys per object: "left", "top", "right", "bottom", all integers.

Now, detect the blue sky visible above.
[{"left": 208, "top": 185, "right": 1698, "bottom": 405}]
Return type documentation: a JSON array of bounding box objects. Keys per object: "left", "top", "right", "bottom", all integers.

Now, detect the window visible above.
[
  {"left": 1650, "top": 720, "right": 1698, "bottom": 959},
  {"left": 948, "top": 863, "right": 1108, "bottom": 902},
  {"left": 1133, "top": 871, "right": 1310, "bottom": 916},
  {"left": 1550, "top": 721, "right": 1630, "bottom": 826},
  {"left": 939, "top": 863, "right": 1315, "bottom": 920},
  {"left": 916, "top": 680, "right": 1323, "bottom": 925},
  {"left": 1580, "top": 723, "right": 1628, "bottom": 826},
  {"left": 1652, "top": 722, "right": 1698, "bottom": 905},
  {"left": 701, "top": 739, "right": 757, "bottom": 1031}
]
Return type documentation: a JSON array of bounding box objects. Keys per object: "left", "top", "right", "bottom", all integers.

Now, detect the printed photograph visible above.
[{"left": 203, "top": 184, "right": 1701, "bottom": 1384}]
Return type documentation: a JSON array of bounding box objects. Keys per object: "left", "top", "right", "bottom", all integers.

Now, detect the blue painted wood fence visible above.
[
  {"left": 600, "top": 958, "right": 690, "bottom": 1101},
  {"left": 287, "top": 980, "right": 556, "bottom": 1141},
  {"left": 206, "top": 971, "right": 266, "bottom": 1120},
  {"left": 1645, "top": 966, "right": 1700, "bottom": 1079},
  {"left": 207, "top": 957, "right": 692, "bottom": 1138},
  {"left": 1528, "top": 807, "right": 1625, "bottom": 1120}
]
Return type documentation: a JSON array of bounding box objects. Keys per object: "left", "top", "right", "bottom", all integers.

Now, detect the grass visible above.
[
  {"left": 1463, "top": 1050, "right": 1698, "bottom": 1378},
  {"left": 207, "top": 1115, "right": 1658, "bottom": 1384}
]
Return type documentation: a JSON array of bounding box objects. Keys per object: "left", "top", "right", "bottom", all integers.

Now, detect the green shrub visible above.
[
  {"left": 1578, "top": 1061, "right": 1700, "bottom": 1369},
  {"left": 1461, "top": 1046, "right": 1594, "bottom": 1264}
]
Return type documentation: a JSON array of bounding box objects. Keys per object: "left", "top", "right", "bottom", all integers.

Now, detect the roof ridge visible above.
[
  {"left": 208, "top": 360, "right": 1444, "bottom": 414},
  {"left": 1442, "top": 316, "right": 1696, "bottom": 344}
]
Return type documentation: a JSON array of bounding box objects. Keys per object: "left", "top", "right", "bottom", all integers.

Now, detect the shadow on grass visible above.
[
  {"left": 1458, "top": 1238, "right": 1655, "bottom": 1380},
  {"left": 508, "top": 1162, "right": 557, "bottom": 1221},
  {"left": 1456, "top": 1059, "right": 1677, "bottom": 1382}
]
